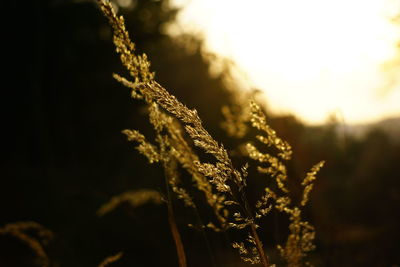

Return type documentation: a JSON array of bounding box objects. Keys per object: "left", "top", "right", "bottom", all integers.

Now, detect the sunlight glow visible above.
[{"left": 171, "top": 0, "right": 400, "bottom": 125}]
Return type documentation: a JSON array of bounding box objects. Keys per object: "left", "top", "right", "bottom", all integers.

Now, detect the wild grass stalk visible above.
[
  {"left": 98, "top": 252, "right": 123, "bottom": 267},
  {"left": 0, "top": 221, "right": 53, "bottom": 267},
  {"left": 97, "top": 1, "right": 324, "bottom": 266}
]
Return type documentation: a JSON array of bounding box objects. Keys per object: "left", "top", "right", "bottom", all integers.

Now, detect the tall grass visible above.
[{"left": 97, "top": 1, "right": 324, "bottom": 266}]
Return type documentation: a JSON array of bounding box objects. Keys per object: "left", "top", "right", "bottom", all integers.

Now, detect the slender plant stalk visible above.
[
  {"left": 192, "top": 208, "right": 218, "bottom": 267},
  {"left": 164, "top": 169, "right": 187, "bottom": 267},
  {"left": 240, "top": 185, "right": 270, "bottom": 267},
  {"left": 250, "top": 223, "right": 270, "bottom": 267},
  {"left": 167, "top": 200, "right": 187, "bottom": 267}
]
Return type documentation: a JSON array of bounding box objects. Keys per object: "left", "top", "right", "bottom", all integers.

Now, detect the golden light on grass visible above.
[
  {"left": 97, "top": 1, "right": 325, "bottom": 264},
  {"left": 171, "top": 0, "right": 400, "bottom": 124}
]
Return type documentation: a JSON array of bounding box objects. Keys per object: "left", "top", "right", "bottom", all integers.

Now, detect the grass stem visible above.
[
  {"left": 164, "top": 167, "right": 187, "bottom": 267},
  {"left": 250, "top": 223, "right": 270, "bottom": 267}
]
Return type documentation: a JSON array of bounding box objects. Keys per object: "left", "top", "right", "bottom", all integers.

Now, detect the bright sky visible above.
[{"left": 169, "top": 0, "right": 400, "bottom": 125}]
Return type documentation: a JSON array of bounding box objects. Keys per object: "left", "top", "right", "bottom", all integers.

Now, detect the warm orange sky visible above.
[{"left": 169, "top": 0, "right": 400, "bottom": 125}]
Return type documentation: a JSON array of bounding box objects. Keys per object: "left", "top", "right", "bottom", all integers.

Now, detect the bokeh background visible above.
[{"left": 2, "top": 0, "right": 400, "bottom": 266}]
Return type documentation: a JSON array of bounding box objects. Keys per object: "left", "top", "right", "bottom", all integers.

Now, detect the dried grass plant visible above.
[
  {"left": 98, "top": 252, "right": 124, "bottom": 267},
  {"left": 97, "top": 1, "right": 324, "bottom": 266},
  {"left": 0, "top": 221, "right": 53, "bottom": 267}
]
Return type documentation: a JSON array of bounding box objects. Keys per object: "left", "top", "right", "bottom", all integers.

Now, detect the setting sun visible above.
[{"left": 171, "top": 0, "right": 400, "bottom": 124}]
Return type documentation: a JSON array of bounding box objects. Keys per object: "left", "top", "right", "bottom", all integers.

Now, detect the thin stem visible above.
[
  {"left": 235, "top": 170, "right": 270, "bottom": 267},
  {"left": 250, "top": 223, "right": 270, "bottom": 267},
  {"left": 164, "top": 167, "right": 187, "bottom": 267},
  {"left": 167, "top": 198, "right": 187, "bottom": 267},
  {"left": 192, "top": 208, "right": 218, "bottom": 267}
]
